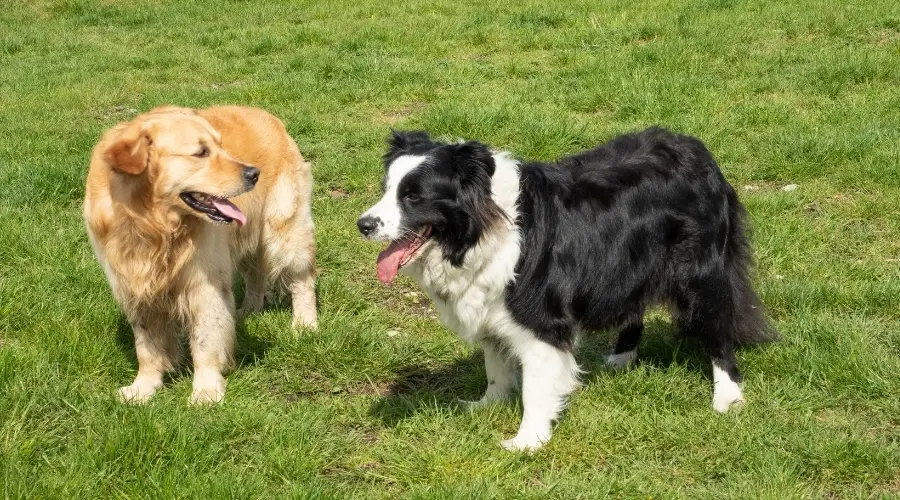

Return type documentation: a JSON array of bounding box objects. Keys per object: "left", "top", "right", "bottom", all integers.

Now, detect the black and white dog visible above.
[{"left": 358, "top": 128, "right": 776, "bottom": 451}]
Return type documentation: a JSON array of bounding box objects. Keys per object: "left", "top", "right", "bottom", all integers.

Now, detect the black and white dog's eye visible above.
[{"left": 405, "top": 193, "right": 421, "bottom": 203}]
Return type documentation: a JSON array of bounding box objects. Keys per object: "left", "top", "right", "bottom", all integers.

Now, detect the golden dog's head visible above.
[{"left": 102, "top": 107, "right": 257, "bottom": 226}]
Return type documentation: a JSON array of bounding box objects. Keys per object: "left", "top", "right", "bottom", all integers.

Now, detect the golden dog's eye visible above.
[{"left": 194, "top": 145, "right": 210, "bottom": 158}]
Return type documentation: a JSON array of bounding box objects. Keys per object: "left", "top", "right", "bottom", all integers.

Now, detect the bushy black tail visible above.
[{"left": 724, "top": 189, "right": 779, "bottom": 345}]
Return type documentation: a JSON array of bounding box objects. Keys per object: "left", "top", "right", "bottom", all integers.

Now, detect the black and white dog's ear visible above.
[
  {"left": 450, "top": 141, "right": 496, "bottom": 184},
  {"left": 440, "top": 141, "right": 505, "bottom": 266},
  {"left": 387, "top": 130, "right": 432, "bottom": 156}
]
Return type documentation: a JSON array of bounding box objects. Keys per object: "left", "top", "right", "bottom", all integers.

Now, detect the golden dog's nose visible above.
[{"left": 243, "top": 166, "right": 260, "bottom": 187}]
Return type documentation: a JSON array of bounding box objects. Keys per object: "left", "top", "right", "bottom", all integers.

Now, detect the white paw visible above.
[
  {"left": 711, "top": 364, "right": 745, "bottom": 413},
  {"left": 117, "top": 381, "right": 159, "bottom": 404},
  {"left": 459, "top": 398, "right": 488, "bottom": 410},
  {"left": 606, "top": 350, "right": 637, "bottom": 370},
  {"left": 459, "top": 396, "right": 496, "bottom": 410},
  {"left": 713, "top": 393, "right": 745, "bottom": 413},
  {"left": 460, "top": 388, "right": 510, "bottom": 410},
  {"left": 291, "top": 315, "right": 318, "bottom": 331},
  {"left": 500, "top": 434, "right": 547, "bottom": 453},
  {"left": 190, "top": 372, "right": 226, "bottom": 405}
]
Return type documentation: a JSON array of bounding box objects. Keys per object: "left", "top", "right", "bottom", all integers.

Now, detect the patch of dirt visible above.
[
  {"left": 740, "top": 181, "right": 782, "bottom": 192},
  {"left": 91, "top": 104, "right": 139, "bottom": 122},
  {"left": 328, "top": 187, "right": 348, "bottom": 199},
  {"left": 361, "top": 431, "right": 380, "bottom": 445},
  {"left": 870, "top": 28, "right": 899, "bottom": 46},
  {"left": 375, "top": 280, "right": 438, "bottom": 320},
  {"left": 828, "top": 192, "right": 860, "bottom": 206},
  {"left": 320, "top": 459, "right": 384, "bottom": 482},
  {"left": 343, "top": 422, "right": 383, "bottom": 445},
  {"left": 633, "top": 34, "right": 659, "bottom": 45},
  {"left": 375, "top": 102, "right": 426, "bottom": 125},
  {"left": 864, "top": 417, "right": 900, "bottom": 440},
  {"left": 320, "top": 464, "right": 356, "bottom": 479},
  {"left": 280, "top": 377, "right": 394, "bottom": 401},
  {"left": 804, "top": 202, "right": 822, "bottom": 218},
  {"left": 210, "top": 80, "right": 246, "bottom": 89},
  {"left": 875, "top": 474, "right": 900, "bottom": 495},
  {"left": 346, "top": 380, "right": 393, "bottom": 397}
]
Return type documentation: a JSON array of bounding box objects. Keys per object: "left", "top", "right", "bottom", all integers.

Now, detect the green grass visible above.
[{"left": 1, "top": 0, "right": 899, "bottom": 497}]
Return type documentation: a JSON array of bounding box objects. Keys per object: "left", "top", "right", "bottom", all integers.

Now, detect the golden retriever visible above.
[{"left": 84, "top": 105, "right": 317, "bottom": 404}]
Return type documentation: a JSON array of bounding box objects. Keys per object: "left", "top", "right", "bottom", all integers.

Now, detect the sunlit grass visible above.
[{"left": 1, "top": 0, "right": 898, "bottom": 497}]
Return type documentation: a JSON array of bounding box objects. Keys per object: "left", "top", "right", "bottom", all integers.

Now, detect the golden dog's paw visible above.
[
  {"left": 117, "top": 383, "right": 156, "bottom": 404},
  {"left": 190, "top": 372, "right": 226, "bottom": 405},
  {"left": 237, "top": 296, "right": 265, "bottom": 318},
  {"left": 291, "top": 315, "right": 318, "bottom": 332},
  {"left": 190, "top": 387, "right": 225, "bottom": 405}
]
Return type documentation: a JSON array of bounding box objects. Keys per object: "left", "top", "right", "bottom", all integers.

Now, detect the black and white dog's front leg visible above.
[
  {"left": 502, "top": 336, "right": 581, "bottom": 452},
  {"left": 463, "top": 339, "right": 518, "bottom": 408}
]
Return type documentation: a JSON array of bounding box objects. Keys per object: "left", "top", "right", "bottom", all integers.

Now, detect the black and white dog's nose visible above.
[{"left": 357, "top": 216, "right": 379, "bottom": 237}]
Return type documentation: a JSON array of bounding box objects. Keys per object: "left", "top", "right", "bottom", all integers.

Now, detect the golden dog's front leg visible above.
[
  {"left": 289, "top": 268, "right": 318, "bottom": 331},
  {"left": 119, "top": 319, "right": 179, "bottom": 404},
  {"left": 187, "top": 278, "right": 236, "bottom": 405}
]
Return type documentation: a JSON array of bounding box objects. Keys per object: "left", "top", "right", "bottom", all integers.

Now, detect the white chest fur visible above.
[{"left": 402, "top": 153, "right": 522, "bottom": 343}]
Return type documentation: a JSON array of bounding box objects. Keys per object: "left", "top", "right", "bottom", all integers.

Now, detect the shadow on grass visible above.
[
  {"left": 579, "top": 318, "right": 710, "bottom": 382},
  {"left": 234, "top": 274, "right": 323, "bottom": 325},
  {"left": 369, "top": 353, "right": 485, "bottom": 427},
  {"left": 370, "top": 317, "right": 768, "bottom": 427}
]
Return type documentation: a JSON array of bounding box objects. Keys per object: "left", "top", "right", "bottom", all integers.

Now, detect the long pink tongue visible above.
[
  {"left": 210, "top": 198, "right": 247, "bottom": 227},
  {"left": 377, "top": 240, "right": 414, "bottom": 284}
]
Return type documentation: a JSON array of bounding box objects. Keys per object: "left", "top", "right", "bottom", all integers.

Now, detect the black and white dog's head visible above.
[{"left": 357, "top": 131, "right": 506, "bottom": 283}]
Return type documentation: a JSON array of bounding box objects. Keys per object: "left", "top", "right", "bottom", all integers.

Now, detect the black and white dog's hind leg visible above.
[
  {"left": 708, "top": 338, "right": 745, "bottom": 413},
  {"left": 675, "top": 270, "right": 748, "bottom": 413},
  {"left": 606, "top": 321, "right": 643, "bottom": 369},
  {"left": 501, "top": 333, "right": 582, "bottom": 452}
]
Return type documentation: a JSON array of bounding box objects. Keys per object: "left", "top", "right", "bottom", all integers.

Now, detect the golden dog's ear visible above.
[{"left": 103, "top": 124, "right": 150, "bottom": 176}]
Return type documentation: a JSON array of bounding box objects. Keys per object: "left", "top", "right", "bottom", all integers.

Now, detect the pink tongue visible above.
[
  {"left": 377, "top": 240, "right": 414, "bottom": 284},
  {"left": 210, "top": 198, "right": 247, "bottom": 227}
]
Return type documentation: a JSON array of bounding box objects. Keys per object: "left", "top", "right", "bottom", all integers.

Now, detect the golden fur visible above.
[{"left": 84, "top": 105, "right": 317, "bottom": 404}]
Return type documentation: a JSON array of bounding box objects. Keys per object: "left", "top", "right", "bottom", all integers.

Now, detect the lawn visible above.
[{"left": 1, "top": 0, "right": 898, "bottom": 497}]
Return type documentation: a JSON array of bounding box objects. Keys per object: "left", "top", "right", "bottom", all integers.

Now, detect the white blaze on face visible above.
[{"left": 361, "top": 155, "right": 427, "bottom": 240}]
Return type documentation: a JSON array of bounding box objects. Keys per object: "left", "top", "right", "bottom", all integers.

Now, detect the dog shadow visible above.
[
  {"left": 233, "top": 276, "right": 322, "bottom": 323},
  {"left": 369, "top": 354, "right": 486, "bottom": 427},
  {"left": 369, "top": 318, "right": 720, "bottom": 428},
  {"left": 114, "top": 313, "right": 273, "bottom": 385}
]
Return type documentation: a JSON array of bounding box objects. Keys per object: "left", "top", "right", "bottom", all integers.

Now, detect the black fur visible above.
[
  {"left": 383, "top": 128, "right": 776, "bottom": 384},
  {"left": 384, "top": 131, "right": 505, "bottom": 266}
]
